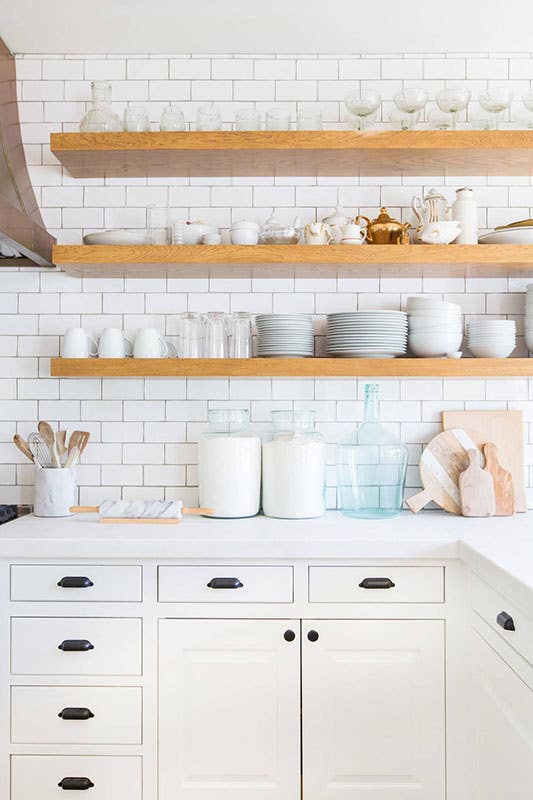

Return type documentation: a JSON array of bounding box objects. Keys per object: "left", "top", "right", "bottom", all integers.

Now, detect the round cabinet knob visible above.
[
  {"left": 307, "top": 630, "right": 319, "bottom": 642},
  {"left": 284, "top": 630, "right": 296, "bottom": 642}
]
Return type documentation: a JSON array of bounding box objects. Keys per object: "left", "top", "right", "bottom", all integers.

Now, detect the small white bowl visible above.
[
  {"left": 409, "top": 332, "right": 463, "bottom": 357},
  {"left": 468, "top": 344, "right": 516, "bottom": 358}
]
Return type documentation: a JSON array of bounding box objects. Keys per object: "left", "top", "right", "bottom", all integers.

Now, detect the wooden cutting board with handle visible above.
[
  {"left": 406, "top": 428, "right": 484, "bottom": 514},
  {"left": 442, "top": 410, "right": 526, "bottom": 512},
  {"left": 459, "top": 449, "right": 496, "bottom": 517},
  {"left": 483, "top": 442, "right": 515, "bottom": 516}
]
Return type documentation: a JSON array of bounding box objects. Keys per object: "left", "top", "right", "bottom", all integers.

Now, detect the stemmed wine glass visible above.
[
  {"left": 479, "top": 88, "right": 513, "bottom": 129},
  {"left": 393, "top": 88, "right": 428, "bottom": 129},
  {"left": 522, "top": 92, "right": 533, "bottom": 128},
  {"left": 344, "top": 90, "right": 381, "bottom": 131},
  {"left": 436, "top": 87, "right": 471, "bottom": 129}
]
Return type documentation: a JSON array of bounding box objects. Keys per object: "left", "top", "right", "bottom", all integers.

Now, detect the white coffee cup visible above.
[
  {"left": 99, "top": 328, "right": 133, "bottom": 358},
  {"left": 133, "top": 328, "right": 171, "bottom": 358},
  {"left": 62, "top": 328, "right": 98, "bottom": 358},
  {"left": 341, "top": 223, "right": 367, "bottom": 244}
]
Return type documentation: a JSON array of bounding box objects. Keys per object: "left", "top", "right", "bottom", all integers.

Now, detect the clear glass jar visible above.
[
  {"left": 198, "top": 409, "right": 261, "bottom": 519},
  {"left": 80, "top": 82, "right": 122, "bottom": 132},
  {"left": 262, "top": 410, "right": 326, "bottom": 519},
  {"left": 337, "top": 384, "right": 408, "bottom": 519}
]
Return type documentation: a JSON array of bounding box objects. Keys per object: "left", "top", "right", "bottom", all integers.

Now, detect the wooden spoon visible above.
[
  {"left": 13, "top": 434, "right": 34, "bottom": 463},
  {"left": 38, "top": 420, "right": 61, "bottom": 468},
  {"left": 56, "top": 430, "right": 67, "bottom": 464}
]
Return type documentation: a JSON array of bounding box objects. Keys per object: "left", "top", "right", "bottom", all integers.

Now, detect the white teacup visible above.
[
  {"left": 133, "top": 328, "right": 173, "bottom": 358},
  {"left": 62, "top": 328, "right": 98, "bottom": 358},
  {"left": 99, "top": 328, "right": 133, "bottom": 358},
  {"left": 420, "top": 220, "right": 461, "bottom": 245}
]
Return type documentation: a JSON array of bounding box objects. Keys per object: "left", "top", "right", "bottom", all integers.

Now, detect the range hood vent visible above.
[{"left": 0, "top": 38, "right": 55, "bottom": 266}]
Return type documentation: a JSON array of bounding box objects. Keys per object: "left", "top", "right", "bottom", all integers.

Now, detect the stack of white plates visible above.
[
  {"left": 326, "top": 311, "right": 408, "bottom": 358},
  {"left": 525, "top": 284, "right": 533, "bottom": 352},
  {"left": 407, "top": 297, "right": 463, "bottom": 357},
  {"left": 467, "top": 320, "right": 516, "bottom": 358},
  {"left": 256, "top": 314, "right": 314, "bottom": 357}
]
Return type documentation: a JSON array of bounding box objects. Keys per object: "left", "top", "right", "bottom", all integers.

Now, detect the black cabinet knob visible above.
[
  {"left": 58, "top": 639, "right": 94, "bottom": 652},
  {"left": 58, "top": 777, "right": 94, "bottom": 790},
  {"left": 57, "top": 577, "right": 94, "bottom": 589},
  {"left": 497, "top": 611, "right": 515, "bottom": 631},
  {"left": 58, "top": 707, "right": 94, "bottom": 720},
  {"left": 284, "top": 630, "right": 296, "bottom": 642},
  {"left": 359, "top": 577, "right": 395, "bottom": 589},
  {"left": 307, "top": 630, "right": 319, "bottom": 642},
  {"left": 206, "top": 577, "right": 243, "bottom": 589}
]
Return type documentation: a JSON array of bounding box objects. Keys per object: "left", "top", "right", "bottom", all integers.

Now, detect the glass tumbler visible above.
[
  {"left": 196, "top": 105, "right": 222, "bottom": 131},
  {"left": 297, "top": 109, "right": 323, "bottom": 130},
  {"left": 124, "top": 104, "right": 150, "bottom": 132},
  {"left": 205, "top": 312, "right": 228, "bottom": 358},
  {"left": 235, "top": 109, "right": 262, "bottom": 130},
  {"left": 265, "top": 108, "right": 291, "bottom": 130},
  {"left": 160, "top": 105, "right": 185, "bottom": 131},
  {"left": 178, "top": 312, "right": 204, "bottom": 358},
  {"left": 228, "top": 312, "right": 252, "bottom": 357},
  {"left": 146, "top": 207, "right": 170, "bottom": 245}
]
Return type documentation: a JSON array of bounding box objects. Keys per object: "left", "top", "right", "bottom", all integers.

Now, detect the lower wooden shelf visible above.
[{"left": 50, "top": 357, "right": 533, "bottom": 378}]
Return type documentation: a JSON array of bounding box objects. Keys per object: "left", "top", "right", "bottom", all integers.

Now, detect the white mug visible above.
[
  {"left": 340, "top": 223, "right": 367, "bottom": 244},
  {"left": 99, "top": 328, "right": 133, "bottom": 358},
  {"left": 133, "top": 328, "right": 171, "bottom": 358},
  {"left": 62, "top": 328, "right": 98, "bottom": 358}
]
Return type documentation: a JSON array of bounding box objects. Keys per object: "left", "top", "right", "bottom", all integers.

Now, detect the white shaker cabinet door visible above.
[
  {"left": 159, "top": 619, "right": 300, "bottom": 800},
  {"left": 302, "top": 620, "right": 445, "bottom": 800},
  {"left": 472, "top": 632, "right": 533, "bottom": 800}
]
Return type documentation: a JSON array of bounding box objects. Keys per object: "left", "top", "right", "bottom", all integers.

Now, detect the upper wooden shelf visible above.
[
  {"left": 50, "top": 130, "right": 533, "bottom": 178},
  {"left": 53, "top": 243, "right": 533, "bottom": 279},
  {"left": 51, "top": 358, "right": 533, "bottom": 379}
]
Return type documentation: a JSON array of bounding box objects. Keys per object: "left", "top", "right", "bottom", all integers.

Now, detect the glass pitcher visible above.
[
  {"left": 337, "top": 384, "right": 408, "bottom": 519},
  {"left": 80, "top": 82, "right": 122, "bottom": 132}
]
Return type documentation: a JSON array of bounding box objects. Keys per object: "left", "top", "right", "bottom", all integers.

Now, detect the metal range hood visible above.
[{"left": 0, "top": 37, "right": 55, "bottom": 266}]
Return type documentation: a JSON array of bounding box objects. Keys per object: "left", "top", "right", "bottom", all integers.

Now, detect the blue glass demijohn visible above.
[{"left": 337, "top": 383, "right": 408, "bottom": 519}]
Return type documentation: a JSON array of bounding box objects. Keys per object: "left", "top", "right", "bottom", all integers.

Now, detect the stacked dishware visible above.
[
  {"left": 255, "top": 315, "right": 314, "bottom": 358},
  {"left": 407, "top": 298, "right": 463, "bottom": 357},
  {"left": 467, "top": 320, "right": 516, "bottom": 358},
  {"left": 525, "top": 284, "right": 533, "bottom": 352},
  {"left": 326, "top": 312, "right": 408, "bottom": 358}
]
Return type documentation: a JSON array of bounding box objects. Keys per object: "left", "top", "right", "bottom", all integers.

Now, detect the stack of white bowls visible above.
[
  {"left": 407, "top": 298, "right": 463, "bottom": 357},
  {"left": 467, "top": 320, "right": 516, "bottom": 358},
  {"left": 525, "top": 284, "right": 533, "bottom": 352},
  {"left": 326, "top": 311, "right": 408, "bottom": 358},
  {"left": 255, "top": 314, "right": 314, "bottom": 358}
]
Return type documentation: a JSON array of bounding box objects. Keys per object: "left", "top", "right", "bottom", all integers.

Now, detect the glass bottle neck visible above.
[{"left": 363, "top": 386, "right": 379, "bottom": 423}]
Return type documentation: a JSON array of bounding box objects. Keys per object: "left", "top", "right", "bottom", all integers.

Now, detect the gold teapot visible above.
[{"left": 355, "top": 207, "right": 411, "bottom": 244}]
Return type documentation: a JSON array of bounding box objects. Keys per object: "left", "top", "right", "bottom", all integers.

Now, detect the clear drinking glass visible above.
[
  {"left": 80, "top": 82, "right": 122, "bottom": 132},
  {"left": 123, "top": 104, "right": 150, "bottom": 132},
  {"left": 479, "top": 88, "right": 513, "bottom": 129},
  {"left": 205, "top": 312, "right": 228, "bottom": 358},
  {"left": 196, "top": 104, "right": 222, "bottom": 131},
  {"left": 178, "top": 312, "right": 204, "bottom": 358},
  {"left": 228, "top": 312, "right": 252, "bottom": 358},
  {"left": 296, "top": 109, "right": 323, "bottom": 130},
  {"left": 344, "top": 90, "right": 381, "bottom": 131},
  {"left": 146, "top": 207, "right": 170, "bottom": 245},
  {"left": 160, "top": 105, "right": 185, "bottom": 131},
  {"left": 265, "top": 108, "right": 291, "bottom": 130},
  {"left": 235, "top": 109, "right": 262, "bottom": 130},
  {"left": 393, "top": 88, "right": 428, "bottom": 129},
  {"left": 435, "top": 87, "right": 471, "bottom": 129}
]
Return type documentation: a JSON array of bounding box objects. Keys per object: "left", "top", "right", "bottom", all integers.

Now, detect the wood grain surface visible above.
[
  {"left": 483, "top": 443, "right": 515, "bottom": 516},
  {"left": 459, "top": 449, "right": 496, "bottom": 517}
]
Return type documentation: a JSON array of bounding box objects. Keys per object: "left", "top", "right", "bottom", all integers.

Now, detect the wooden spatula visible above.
[
  {"left": 459, "top": 449, "right": 496, "bottom": 517},
  {"left": 483, "top": 442, "right": 515, "bottom": 516}
]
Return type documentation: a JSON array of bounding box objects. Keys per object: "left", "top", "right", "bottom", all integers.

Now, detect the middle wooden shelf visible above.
[{"left": 53, "top": 244, "right": 533, "bottom": 279}]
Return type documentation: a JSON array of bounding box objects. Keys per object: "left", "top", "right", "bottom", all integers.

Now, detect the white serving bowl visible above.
[
  {"left": 468, "top": 343, "right": 516, "bottom": 358},
  {"left": 409, "top": 332, "right": 463, "bottom": 357},
  {"left": 406, "top": 297, "right": 461, "bottom": 312}
]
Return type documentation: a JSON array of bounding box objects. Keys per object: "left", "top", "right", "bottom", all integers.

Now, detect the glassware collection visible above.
[{"left": 79, "top": 81, "right": 533, "bottom": 133}]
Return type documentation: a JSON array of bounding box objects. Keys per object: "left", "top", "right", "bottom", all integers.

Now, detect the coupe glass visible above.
[
  {"left": 344, "top": 90, "right": 381, "bottom": 131},
  {"left": 436, "top": 87, "right": 471, "bottom": 129},
  {"left": 479, "top": 88, "right": 513, "bottom": 129},
  {"left": 521, "top": 92, "right": 533, "bottom": 128},
  {"left": 393, "top": 88, "right": 428, "bottom": 129}
]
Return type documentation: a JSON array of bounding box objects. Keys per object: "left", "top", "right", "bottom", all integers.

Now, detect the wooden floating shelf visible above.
[
  {"left": 53, "top": 244, "right": 533, "bottom": 279},
  {"left": 51, "top": 358, "right": 533, "bottom": 379},
  {"left": 50, "top": 130, "right": 533, "bottom": 178}
]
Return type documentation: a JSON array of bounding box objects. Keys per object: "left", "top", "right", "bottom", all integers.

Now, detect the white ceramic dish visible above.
[
  {"left": 478, "top": 227, "right": 533, "bottom": 244},
  {"left": 83, "top": 230, "right": 148, "bottom": 246}
]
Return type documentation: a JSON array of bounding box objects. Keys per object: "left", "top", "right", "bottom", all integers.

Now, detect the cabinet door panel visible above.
[
  {"left": 302, "top": 620, "right": 445, "bottom": 800},
  {"left": 472, "top": 632, "right": 533, "bottom": 800},
  {"left": 159, "top": 619, "right": 300, "bottom": 800}
]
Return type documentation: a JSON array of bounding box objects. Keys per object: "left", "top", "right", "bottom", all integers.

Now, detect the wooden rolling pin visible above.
[{"left": 71, "top": 499, "right": 212, "bottom": 524}]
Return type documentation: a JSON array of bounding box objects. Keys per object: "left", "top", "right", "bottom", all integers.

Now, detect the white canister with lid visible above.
[{"left": 451, "top": 187, "right": 478, "bottom": 244}]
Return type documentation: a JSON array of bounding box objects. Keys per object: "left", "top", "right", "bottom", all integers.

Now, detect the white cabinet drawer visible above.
[
  {"left": 472, "top": 574, "right": 533, "bottom": 666},
  {"left": 11, "top": 618, "right": 142, "bottom": 675},
  {"left": 309, "top": 566, "right": 444, "bottom": 603},
  {"left": 11, "top": 756, "right": 141, "bottom": 800},
  {"left": 11, "top": 686, "right": 142, "bottom": 744},
  {"left": 10, "top": 565, "right": 142, "bottom": 602},
  {"left": 158, "top": 565, "right": 293, "bottom": 603}
]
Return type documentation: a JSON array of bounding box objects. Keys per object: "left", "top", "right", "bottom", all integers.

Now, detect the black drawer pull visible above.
[
  {"left": 58, "top": 707, "right": 94, "bottom": 720},
  {"left": 58, "top": 639, "right": 94, "bottom": 652},
  {"left": 58, "top": 777, "right": 94, "bottom": 790},
  {"left": 207, "top": 577, "right": 243, "bottom": 589},
  {"left": 497, "top": 611, "right": 515, "bottom": 631},
  {"left": 359, "top": 577, "right": 396, "bottom": 589},
  {"left": 57, "top": 576, "right": 94, "bottom": 589}
]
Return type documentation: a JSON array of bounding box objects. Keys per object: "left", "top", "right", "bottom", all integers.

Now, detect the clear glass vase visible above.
[
  {"left": 337, "top": 384, "right": 408, "bottom": 519},
  {"left": 80, "top": 82, "right": 122, "bottom": 132}
]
